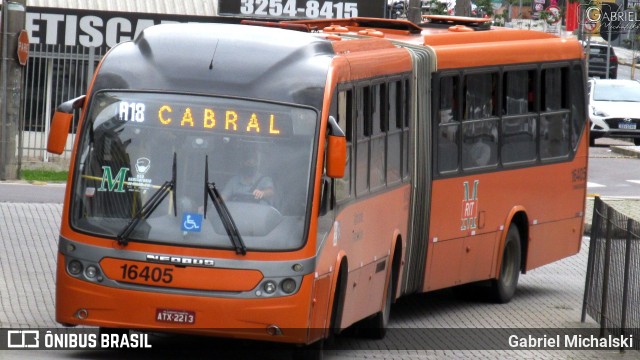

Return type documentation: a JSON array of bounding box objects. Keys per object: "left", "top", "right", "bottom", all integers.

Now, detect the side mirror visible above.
[
  {"left": 326, "top": 116, "right": 346, "bottom": 179},
  {"left": 47, "top": 95, "right": 86, "bottom": 155},
  {"left": 47, "top": 112, "right": 73, "bottom": 155}
]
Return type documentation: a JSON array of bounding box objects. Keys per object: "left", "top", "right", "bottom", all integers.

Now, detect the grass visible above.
[{"left": 21, "top": 169, "right": 69, "bottom": 183}]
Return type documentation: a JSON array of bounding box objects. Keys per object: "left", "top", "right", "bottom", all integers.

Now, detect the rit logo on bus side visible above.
[{"left": 461, "top": 180, "right": 479, "bottom": 231}]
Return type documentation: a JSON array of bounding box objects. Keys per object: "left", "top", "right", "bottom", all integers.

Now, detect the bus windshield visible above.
[{"left": 71, "top": 91, "right": 318, "bottom": 251}]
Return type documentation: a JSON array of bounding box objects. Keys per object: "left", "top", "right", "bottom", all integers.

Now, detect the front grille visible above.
[{"left": 605, "top": 118, "right": 640, "bottom": 129}]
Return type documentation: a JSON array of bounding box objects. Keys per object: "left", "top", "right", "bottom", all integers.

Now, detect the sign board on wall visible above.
[
  {"left": 25, "top": 3, "right": 385, "bottom": 51},
  {"left": 17, "top": 30, "right": 29, "bottom": 65},
  {"left": 26, "top": 7, "right": 237, "bottom": 50},
  {"left": 218, "top": 0, "right": 385, "bottom": 19}
]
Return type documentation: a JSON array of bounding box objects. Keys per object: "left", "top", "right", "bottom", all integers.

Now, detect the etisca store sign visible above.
[{"left": 25, "top": 2, "right": 386, "bottom": 49}]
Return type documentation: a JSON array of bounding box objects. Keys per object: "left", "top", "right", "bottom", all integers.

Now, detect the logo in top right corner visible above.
[{"left": 580, "top": 2, "right": 638, "bottom": 37}]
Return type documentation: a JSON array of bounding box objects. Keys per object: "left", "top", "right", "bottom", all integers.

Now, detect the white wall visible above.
[{"left": 27, "top": 0, "right": 217, "bottom": 16}]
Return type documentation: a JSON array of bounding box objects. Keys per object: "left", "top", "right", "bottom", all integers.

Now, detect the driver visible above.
[{"left": 221, "top": 154, "right": 274, "bottom": 204}]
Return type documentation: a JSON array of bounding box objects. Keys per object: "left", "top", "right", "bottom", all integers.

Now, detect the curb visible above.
[
  {"left": 584, "top": 197, "right": 640, "bottom": 239},
  {"left": 584, "top": 196, "right": 594, "bottom": 237},
  {"left": 610, "top": 145, "right": 640, "bottom": 158},
  {"left": 617, "top": 59, "right": 640, "bottom": 69}
]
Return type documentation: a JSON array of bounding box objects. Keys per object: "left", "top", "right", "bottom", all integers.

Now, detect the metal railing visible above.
[
  {"left": 582, "top": 196, "right": 640, "bottom": 351},
  {"left": 20, "top": 44, "right": 104, "bottom": 165}
]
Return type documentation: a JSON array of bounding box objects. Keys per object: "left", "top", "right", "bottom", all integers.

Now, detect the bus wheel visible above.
[
  {"left": 293, "top": 266, "right": 345, "bottom": 360},
  {"left": 362, "top": 270, "right": 394, "bottom": 339},
  {"left": 491, "top": 224, "right": 521, "bottom": 303}
]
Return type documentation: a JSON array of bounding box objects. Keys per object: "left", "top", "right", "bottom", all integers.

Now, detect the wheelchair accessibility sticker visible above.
[{"left": 182, "top": 213, "right": 202, "bottom": 232}]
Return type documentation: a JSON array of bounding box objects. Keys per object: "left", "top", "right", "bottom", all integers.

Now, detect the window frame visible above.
[
  {"left": 432, "top": 61, "right": 585, "bottom": 179},
  {"left": 334, "top": 72, "right": 412, "bottom": 205}
]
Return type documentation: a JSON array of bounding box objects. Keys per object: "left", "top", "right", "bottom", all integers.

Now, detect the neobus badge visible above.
[{"left": 146, "top": 254, "right": 215, "bottom": 267}]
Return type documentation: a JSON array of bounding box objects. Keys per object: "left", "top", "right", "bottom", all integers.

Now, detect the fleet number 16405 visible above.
[{"left": 120, "top": 264, "right": 173, "bottom": 284}]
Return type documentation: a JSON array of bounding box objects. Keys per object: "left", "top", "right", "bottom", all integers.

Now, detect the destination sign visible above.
[{"left": 92, "top": 92, "right": 309, "bottom": 137}]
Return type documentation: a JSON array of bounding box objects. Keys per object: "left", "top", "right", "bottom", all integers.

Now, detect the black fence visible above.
[
  {"left": 21, "top": 44, "right": 104, "bottom": 163},
  {"left": 582, "top": 196, "right": 640, "bottom": 350}
]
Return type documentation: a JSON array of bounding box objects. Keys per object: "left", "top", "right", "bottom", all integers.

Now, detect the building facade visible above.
[
  {"left": 22, "top": 1, "right": 220, "bottom": 164},
  {"left": 21, "top": 0, "right": 387, "bottom": 164}
]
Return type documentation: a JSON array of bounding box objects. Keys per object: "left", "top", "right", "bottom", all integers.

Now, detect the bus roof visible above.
[
  {"left": 278, "top": 16, "right": 583, "bottom": 67},
  {"left": 92, "top": 17, "right": 583, "bottom": 106},
  {"left": 91, "top": 23, "right": 335, "bottom": 109}
]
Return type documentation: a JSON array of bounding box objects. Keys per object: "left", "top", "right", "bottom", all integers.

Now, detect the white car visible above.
[{"left": 588, "top": 79, "right": 640, "bottom": 146}]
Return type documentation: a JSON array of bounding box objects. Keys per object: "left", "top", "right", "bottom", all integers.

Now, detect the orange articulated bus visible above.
[{"left": 47, "top": 15, "right": 588, "bottom": 356}]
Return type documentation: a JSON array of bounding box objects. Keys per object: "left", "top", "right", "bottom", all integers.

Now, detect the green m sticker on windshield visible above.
[
  {"left": 98, "top": 166, "right": 129, "bottom": 193},
  {"left": 97, "top": 164, "right": 155, "bottom": 194}
]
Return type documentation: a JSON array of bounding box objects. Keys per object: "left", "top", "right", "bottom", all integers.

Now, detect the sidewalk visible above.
[
  {"left": 587, "top": 35, "right": 638, "bottom": 67},
  {"left": 584, "top": 196, "right": 640, "bottom": 235},
  {"left": 559, "top": 29, "right": 638, "bottom": 68},
  {"left": 611, "top": 45, "right": 638, "bottom": 67}
]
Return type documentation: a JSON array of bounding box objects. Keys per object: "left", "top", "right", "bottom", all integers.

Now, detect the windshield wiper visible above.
[
  {"left": 203, "top": 155, "right": 247, "bottom": 255},
  {"left": 117, "top": 152, "right": 177, "bottom": 245}
]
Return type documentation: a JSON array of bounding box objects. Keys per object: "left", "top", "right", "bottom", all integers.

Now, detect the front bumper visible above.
[
  {"left": 56, "top": 258, "right": 315, "bottom": 343},
  {"left": 590, "top": 117, "right": 640, "bottom": 140}
]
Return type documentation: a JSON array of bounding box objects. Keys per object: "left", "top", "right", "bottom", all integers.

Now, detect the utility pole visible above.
[
  {"left": 455, "top": 0, "right": 472, "bottom": 16},
  {"left": 0, "top": 0, "right": 27, "bottom": 180},
  {"left": 407, "top": 0, "right": 423, "bottom": 24}
]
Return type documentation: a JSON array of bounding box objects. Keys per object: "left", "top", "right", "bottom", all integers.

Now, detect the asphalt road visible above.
[
  {"left": 0, "top": 181, "right": 65, "bottom": 203},
  {"left": 588, "top": 138, "right": 640, "bottom": 198}
]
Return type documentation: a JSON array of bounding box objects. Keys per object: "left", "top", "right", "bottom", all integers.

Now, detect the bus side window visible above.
[
  {"left": 402, "top": 78, "right": 410, "bottom": 180},
  {"left": 570, "top": 64, "right": 587, "bottom": 150},
  {"left": 437, "top": 75, "right": 459, "bottom": 173},
  {"left": 387, "top": 80, "right": 402, "bottom": 183},
  {"left": 370, "top": 83, "right": 386, "bottom": 191},
  {"left": 501, "top": 69, "right": 537, "bottom": 164},
  {"left": 356, "top": 85, "right": 370, "bottom": 197},
  {"left": 540, "top": 67, "right": 570, "bottom": 160},
  {"left": 336, "top": 89, "right": 353, "bottom": 203},
  {"left": 462, "top": 72, "right": 498, "bottom": 170}
]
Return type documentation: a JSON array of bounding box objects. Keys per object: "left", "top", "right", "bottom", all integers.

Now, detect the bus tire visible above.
[
  {"left": 361, "top": 268, "right": 394, "bottom": 339},
  {"left": 292, "top": 262, "right": 346, "bottom": 360},
  {"left": 491, "top": 224, "right": 521, "bottom": 303}
]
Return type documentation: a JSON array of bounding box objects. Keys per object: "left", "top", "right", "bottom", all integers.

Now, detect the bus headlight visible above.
[
  {"left": 85, "top": 265, "right": 99, "bottom": 278},
  {"left": 68, "top": 260, "right": 83, "bottom": 275},
  {"left": 280, "top": 278, "right": 296, "bottom": 294}
]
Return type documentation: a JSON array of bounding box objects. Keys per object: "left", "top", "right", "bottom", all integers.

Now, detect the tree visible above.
[
  {"left": 407, "top": 0, "right": 423, "bottom": 23},
  {"left": 422, "top": 0, "right": 450, "bottom": 15},
  {"left": 455, "top": 0, "right": 472, "bottom": 16},
  {"left": 475, "top": 0, "right": 494, "bottom": 17}
]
